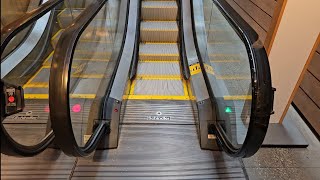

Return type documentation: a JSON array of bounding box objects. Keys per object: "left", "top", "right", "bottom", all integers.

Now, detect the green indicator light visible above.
[{"left": 225, "top": 106, "right": 232, "bottom": 113}]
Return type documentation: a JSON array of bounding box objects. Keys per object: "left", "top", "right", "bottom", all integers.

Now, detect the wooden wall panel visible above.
[
  {"left": 225, "top": 0, "right": 277, "bottom": 42},
  {"left": 294, "top": 88, "right": 320, "bottom": 139},
  {"left": 308, "top": 52, "right": 320, "bottom": 80},
  {"left": 293, "top": 45, "right": 320, "bottom": 138}
]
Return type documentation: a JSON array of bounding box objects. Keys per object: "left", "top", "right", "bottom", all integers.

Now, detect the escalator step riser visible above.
[
  {"left": 136, "top": 62, "right": 181, "bottom": 76},
  {"left": 141, "top": 8, "right": 178, "bottom": 21},
  {"left": 139, "top": 43, "right": 180, "bottom": 61},
  {"left": 141, "top": 0, "right": 178, "bottom": 21},
  {"left": 140, "top": 30, "right": 179, "bottom": 42}
]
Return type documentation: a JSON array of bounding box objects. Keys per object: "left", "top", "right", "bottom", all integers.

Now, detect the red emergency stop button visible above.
[{"left": 8, "top": 96, "right": 15, "bottom": 103}]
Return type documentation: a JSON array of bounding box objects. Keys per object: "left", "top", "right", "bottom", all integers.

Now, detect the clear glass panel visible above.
[
  {"left": 1, "top": 0, "right": 43, "bottom": 59},
  {"left": 68, "top": 0, "right": 122, "bottom": 147},
  {"left": 1, "top": 0, "right": 42, "bottom": 27},
  {"left": 200, "top": 0, "right": 252, "bottom": 146},
  {"left": 1, "top": 0, "right": 76, "bottom": 146}
]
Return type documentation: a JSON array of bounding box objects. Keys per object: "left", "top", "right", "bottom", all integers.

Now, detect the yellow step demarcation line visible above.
[
  {"left": 139, "top": 60, "right": 179, "bottom": 63},
  {"left": 223, "top": 95, "right": 252, "bottom": 100},
  {"left": 143, "top": 20, "right": 178, "bottom": 22},
  {"left": 135, "top": 74, "right": 182, "bottom": 80},
  {"left": 139, "top": 53, "right": 179, "bottom": 57},
  {"left": 24, "top": 94, "right": 96, "bottom": 99},
  {"left": 143, "top": 42, "right": 178, "bottom": 44},
  {"left": 51, "top": 29, "right": 64, "bottom": 47},
  {"left": 123, "top": 95, "right": 194, "bottom": 101},
  {"left": 22, "top": 66, "right": 47, "bottom": 89},
  {"left": 125, "top": 73, "right": 194, "bottom": 100},
  {"left": 43, "top": 51, "right": 55, "bottom": 65},
  {"left": 24, "top": 82, "right": 49, "bottom": 88},
  {"left": 142, "top": 6, "right": 177, "bottom": 9},
  {"left": 74, "top": 50, "right": 112, "bottom": 55},
  {"left": 141, "top": 29, "right": 178, "bottom": 32}
]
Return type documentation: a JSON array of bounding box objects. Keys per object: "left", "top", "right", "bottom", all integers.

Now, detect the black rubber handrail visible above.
[
  {"left": 191, "top": 0, "right": 274, "bottom": 157},
  {"left": 48, "top": 0, "right": 133, "bottom": 157},
  {"left": 0, "top": 0, "right": 63, "bottom": 157},
  {"left": 0, "top": 0, "right": 63, "bottom": 56}
]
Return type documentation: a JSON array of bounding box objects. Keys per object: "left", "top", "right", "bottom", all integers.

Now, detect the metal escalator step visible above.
[
  {"left": 140, "top": 21, "right": 179, "bottom": 42},
  {"left": 141, "top": 1, "right": 178, "bottom": 21},
  {"left": 139, "top": 43, "right": 179, "bottom": 61},
  {"left": 1, "top": 150, "right": 75, "bottom": 179},
  {"left": 136, "top": 61, "right": 180, "bottom": 76},
  {"left": 133, "top": 79, "right": 185, "bottom": 96}
]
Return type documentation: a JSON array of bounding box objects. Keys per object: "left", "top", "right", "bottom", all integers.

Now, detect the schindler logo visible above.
[{"left": 147, "top": 116, "right": 171, "bottom": 121}]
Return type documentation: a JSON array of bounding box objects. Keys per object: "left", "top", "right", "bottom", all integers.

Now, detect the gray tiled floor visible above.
[{"left": 243, "top": 105, "right": 320, "bottom": 180}]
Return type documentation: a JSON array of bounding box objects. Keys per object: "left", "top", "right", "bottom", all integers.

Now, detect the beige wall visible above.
[{"left": 268, "top": 0, "right": 320, "bottom": 123}]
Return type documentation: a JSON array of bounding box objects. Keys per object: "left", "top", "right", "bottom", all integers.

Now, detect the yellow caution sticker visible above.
[
  {"left": 189, "top": 63, "right": 201, "bottom": 76},
  {"left": 83, "top": 134, "right": 91, "bottom": 144},
  {"left": 204, "top": 63, "right": 215, "bottom": 75},
  {"left": 208, "top": 134, "right": 216, "bottom": 139}
]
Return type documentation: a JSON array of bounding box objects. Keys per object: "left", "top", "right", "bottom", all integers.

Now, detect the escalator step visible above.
[
  {"left": 136, "top": 61, "right": 181, "bottom": 76},
  {"left": 141, "top": 1, "right": 178, "bottom": 21},
  {"left": 139, "top": 43, "right": 179, "bottom": 61},
  {"left": 132, "top": 79, "right": 185, "bottom": 96},
  {"left": 140, "top": 21, "right": 179, "bottom": 42}
]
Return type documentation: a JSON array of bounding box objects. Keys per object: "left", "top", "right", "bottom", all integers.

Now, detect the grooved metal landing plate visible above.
[
  {"left": 1, "top": 110, "right": 247, "bottom": 180},
  {"left": 1, "top": 149, "right": 76, "bottom": 179},
  {"left": 72, "top": 125, "right": 247, "bottom": 179},
  {"left": 121, "top": 100, "right": 197, "bottom": 124}
]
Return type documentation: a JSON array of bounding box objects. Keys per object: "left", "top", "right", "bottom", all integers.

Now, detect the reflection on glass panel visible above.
[
  {"left": 68, "top": 0, "right": 121, "bottom": 147},
  {"left": 201, "top": 0, "right": 252, "bottom": 146},
  {"left": 1, "top": 0, "right": 42, "bottom": 27},
  {"left": 1, "top": 0, "right": 43, "bottom": 59},
  {"left": 1, "top": 1, "right": 76, "bottom": 146}
]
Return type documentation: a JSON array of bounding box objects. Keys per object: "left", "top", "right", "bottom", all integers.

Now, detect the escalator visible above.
[
  {"left": 48, "top": 0, "right": 274, "bottom": 161},
  {"left": 0, "top": 0, "right": 118, "bottom": 156},
  {"left": 1, "top": 0, "right": 274, "bottom": 164}
]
